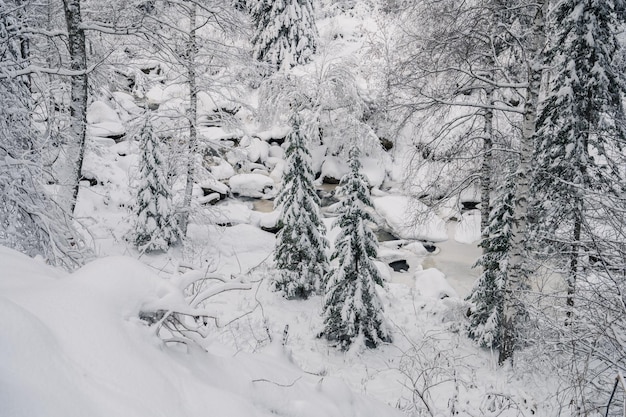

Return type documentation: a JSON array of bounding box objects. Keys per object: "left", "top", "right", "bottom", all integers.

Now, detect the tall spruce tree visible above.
[
  {"left": 531, "top": 0, "right": 626, "bottom": 409},
  {"left": 467, "top": 169, "right": 516, "bottom": 349},
  {"left": 321, "top": 147, "right": 390, "bottom": 349},
  {"left": 249, "top": 0, "right": 318, "bottom": 71},
  {"left": 273, "top": 113, "right": 328, "bottom": 299},
  {"left": 532, "top": 0, "right": 626, "bottom": 318},
  {"left": 131, "top": 117, "right": 180, "bottom": 253}
]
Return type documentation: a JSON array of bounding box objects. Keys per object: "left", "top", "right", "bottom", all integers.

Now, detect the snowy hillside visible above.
[
  {"left": 3, "top": 0, "right": 626, "bottom": 416},
  {"left": 0, "top": 247, "right": 403, "bottom": 417}
]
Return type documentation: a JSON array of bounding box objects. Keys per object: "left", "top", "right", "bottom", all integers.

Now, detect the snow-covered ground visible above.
[{"left": 0, "top": 248, "right": 403, "bottom": 417}]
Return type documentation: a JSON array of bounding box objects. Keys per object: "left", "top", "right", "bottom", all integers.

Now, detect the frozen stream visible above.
[
  {"left": 424, "top": 222, "right": 481, "bottom": 297},
  {"left": 244, "top": 189, "right": 482, "bottom": 299},
  {"left": 387, "top": 222, "right": 481, "bottom": 298}
]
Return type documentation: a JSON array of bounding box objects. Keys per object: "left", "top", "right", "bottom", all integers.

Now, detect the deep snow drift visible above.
[{"left": 0, "top": 247, "right": 404, "bottom": 417}]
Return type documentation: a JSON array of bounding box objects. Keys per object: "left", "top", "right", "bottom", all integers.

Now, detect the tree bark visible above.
[
  {"left": 61, "top": 0, "right": 88, "bottom": 214},
  {"left": 499, "top": 0, "right": 548, "bottom": 366},
  {"left": 480, "top": 87, "right": 495, "bottom": 243},
  {"left": 180, "top": 1, "right": 198, "bottom": 236}
]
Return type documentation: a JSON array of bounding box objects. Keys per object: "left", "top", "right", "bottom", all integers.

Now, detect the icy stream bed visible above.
[
  {"left": 386, "top": 222, "right": 481, "bottom": 299},
  {"left": 237, "top": 192, "right": 481, "bottom": 298}
]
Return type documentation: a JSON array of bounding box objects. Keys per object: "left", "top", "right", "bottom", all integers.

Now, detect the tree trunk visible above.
[
  {"left": 566, "top": 210, "right": 582, "bottom": 323},
  {"left": 180, "top": 2, "right": 198, "bottom": 236},
  {"left": 499, "top": 0, "right": 548, "bottom": 366},
  {"left": 480, "top": 88, "right": 495, "bottom": 243},
  {"left": 61, "top": 0, "right": 88, "bottom": 214}
]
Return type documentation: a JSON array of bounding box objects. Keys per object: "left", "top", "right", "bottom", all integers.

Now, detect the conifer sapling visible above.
[
  {"left": 467, "top": 171, "right": 516, "bottom": 349},
  {"left": 321, "top": 146, "right": 390, "bottom": 349},
  {"left": 131, "top": 117, "right": 180, "bottom": 252},
  {"left": 273, "top": 112, "right": 328, "bottom": 299}
]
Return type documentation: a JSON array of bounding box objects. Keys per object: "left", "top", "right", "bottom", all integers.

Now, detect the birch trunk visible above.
[
  {"left": 499, "top": 0, "right": 548, "bottom": 366},
  {"left": 180, "top": 2, "right": 198, "bottom": 236},
  {"left": 61, "top": 0, "right": 88, "bottom": 214},
  {"left": 480, "top": 88, "right": 495, "bottom": 243}
]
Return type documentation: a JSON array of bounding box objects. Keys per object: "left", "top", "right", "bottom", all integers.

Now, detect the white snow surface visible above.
[
  {"left": 414, "top": 267, "right": 459, "bottom": 299},
  {"left": 321, "top": 156, "right": 349, "bottom": 182},
  {"left": 86, "top": 100, "right": 125, "bottom": 138},
  {"left": 455, "top": 210, "right": 481, "bottom": 244},
  {"left": 373, "top": 195, "right": 448, "bottom": 242},
  {"left": 0, "top": 247, "right": 403, "bottom": 417},
  {"left": 229, "top": 173, "right": 276, "bottom": 198}
]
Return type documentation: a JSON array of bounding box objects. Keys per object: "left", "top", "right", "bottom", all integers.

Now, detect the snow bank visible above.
[
  {"left": 373, "top": 195, "right": 448, "bottom": 242},
  {"left": 229, "top": 173, "right": 276, "bottom": 198},
  {"left": 0, "top": 247, "right": 403, "bottom": 417},
  {"left": 414, "top": 268, "right": 458, "bottom": 299},
  {"left": 87, "top": 100, "right": 125, "bottom": 138},
  {"left": 455, "top": 210, "right": 481, "bottom": 244},
  {"left": 320, "top": 156, "right": 349, "bottom": 183}
]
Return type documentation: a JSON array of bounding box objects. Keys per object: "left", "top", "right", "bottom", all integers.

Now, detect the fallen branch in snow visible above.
[
  {"left": 252, "top": 377, "right": 302, "bottom": 388},
  {"left": 604, "top": 373, "right": 626, "bottom": 417},
  {"left": 140, "top": 268, "right": 256, "bottom": 350}
]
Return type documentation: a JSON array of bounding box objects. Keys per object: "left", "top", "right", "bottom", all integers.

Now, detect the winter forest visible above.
[{"left": 2, "top": 0, "right": 626, "bottom": 416}]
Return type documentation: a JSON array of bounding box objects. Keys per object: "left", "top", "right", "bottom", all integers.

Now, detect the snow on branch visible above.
[
  {"left": 139, "top": 268, "right": 254, "bottom": 349},
  {"left": 0, "top": 62, "right": 101, "bottom": 79}
]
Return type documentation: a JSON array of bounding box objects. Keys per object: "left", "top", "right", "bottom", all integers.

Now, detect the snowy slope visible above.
[{"left": 0, "top": 247, "right": 403, "bottom": 417}]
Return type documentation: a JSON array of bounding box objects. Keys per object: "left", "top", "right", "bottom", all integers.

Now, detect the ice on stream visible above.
[{"left": 386, "top": 222, "right": 481, "bottom": 299}]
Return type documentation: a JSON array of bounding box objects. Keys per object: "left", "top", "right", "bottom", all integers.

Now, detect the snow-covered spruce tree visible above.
[
  {"left": 532, "top": 0, "right": 626, "bottom": 317},
  {"left": 131, "top": 117, "right": 180, "bottom": 252},
  {"left": 531, "top": 1, "right": 626, "bottom": 411},
  {"left": 467, "top": 169, "right": 516, "bottom": 349},
  {"left": 273, "top": 113, "right": 328, "bottom": 299},
  {"left": 249, "top": 0, "right": 318, "bottom": 71},
  {"left": 321, "top": 147, "right": 390, "bottom": 349}
]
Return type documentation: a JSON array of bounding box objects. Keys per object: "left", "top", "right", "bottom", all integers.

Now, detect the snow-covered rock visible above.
[
  {"left": 256, "top": 126, "right": 290, "bottom": 143},
  {"left": 88, "top": 123, "right": 126, "bottom": 139},
  {"left": 145, "top": 84, "right": 166, "bottom": 105},
  {"left": 268, "top": 145, "right": 285, "bottom": 160},
  {"left": 229, "top": 173, "right": 275, "bottom": 198},
  {"left": 201, "top": 126, "right": 242, "bottom": 141},
  {"left": 320, "top": 156, "right": 349, "bottom": 184},
  {"left": 87, "top": 101, "right": 121, "bottom": 125},
  {"left": 251, "top": 209, "right": 281, "bottom": 233},
  {"left": 198, "top": 178, "right": 230, "bottom": 199},
  {"left": 414, "top": 268, "right": 458, "bottom": 299},
  {"left": 87, "top": 101, "right": 126, "bottom": 140},
  {"left": 209, "top": 159, "right": 236, "bottom": 180},
  {"left": 361, "top": 157, "right": 385, "bottom": 189},
  {"left": 373, "top": 195, "right": 448, "bottom": 242},
  {"left": 241, "top": 136, "right": 270, "bottom": 163},
  {"left": 112, "top": 92, "right": 142, "bottom": 120},
  {"left": 311, "top": 144, "right": 327, "bottom": 174}
]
